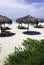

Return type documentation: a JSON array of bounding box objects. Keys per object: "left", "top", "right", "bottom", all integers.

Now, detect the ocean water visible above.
[{"left": 12, "top": 19, "right": 16, "bottom": 23}]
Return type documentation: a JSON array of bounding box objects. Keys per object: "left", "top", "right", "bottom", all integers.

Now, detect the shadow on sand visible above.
[
  {"left": 23, "top": 31, "right": 41, "bottom": 35},
  {"left": 2, "top": 27, "right": 11, "bottom": 30},
  {"left": 0, "top": 31, "right": 15, "bottom": 37},
  {"left": 34, "top": 25, "right": 44, "bottom": 28},
  {"left": 18, "top": 26, "right": 28, "bottom": 29}
]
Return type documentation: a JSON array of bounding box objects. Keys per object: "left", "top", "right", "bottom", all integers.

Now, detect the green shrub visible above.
[{"left": 4, "top": 38, "right": 44, "bottom": 65}]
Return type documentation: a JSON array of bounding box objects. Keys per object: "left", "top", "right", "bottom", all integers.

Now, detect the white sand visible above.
[{"left": 0, "top": 23, "right": 44, "bottom": 65}]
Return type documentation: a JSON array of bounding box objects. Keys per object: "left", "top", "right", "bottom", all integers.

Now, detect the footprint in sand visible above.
[
  {"left": 0, "top": 44, "right": 2, "bottom": 52},
  {"left": 0, "top": 47, "right": 1, "bottom": 52},
  {"left": 0, "top": 44, "right": 2, "bottom": 62},
  {"left": 0, "top": 59, "right": 1, "bottom": 62}
]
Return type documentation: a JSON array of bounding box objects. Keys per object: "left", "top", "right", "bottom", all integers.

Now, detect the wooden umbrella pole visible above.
[
  {"left": 27, "top": 23, "right": 29, "bottom": 32},
  {"left": 1, "top": 25, "right": 2, "bottom": 33},
  {"left": 4, "top": 24, "right": 5, "bottom": 28},
  {"left": 20, "top": 23, "right": 22, "bottom": 27}
]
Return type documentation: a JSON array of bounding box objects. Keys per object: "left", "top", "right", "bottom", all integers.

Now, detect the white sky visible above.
[{"left": 0, "top": 0, "right": 44, "bottom": 19}]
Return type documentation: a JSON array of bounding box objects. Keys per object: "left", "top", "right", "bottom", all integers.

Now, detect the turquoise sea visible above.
[{"left": 12, "top": 19, "right": 16, "bottom": 23}]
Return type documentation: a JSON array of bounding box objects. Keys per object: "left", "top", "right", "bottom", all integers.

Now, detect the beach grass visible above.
[{"left": 4, "top": 38, "right": 44, "bottom": 65}]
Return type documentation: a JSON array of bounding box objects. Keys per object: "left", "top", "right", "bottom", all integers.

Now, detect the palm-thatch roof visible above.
[
  {"left": 0, "top": 15, "right": 12, "bottom": 24},
  {"left": 37, "top": 18, "right": 44, "bottom": 23},
  {"left": 16, "top": 15, "right": 39, "bottom": 24}
]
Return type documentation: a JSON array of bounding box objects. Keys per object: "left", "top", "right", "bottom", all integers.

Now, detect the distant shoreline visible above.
[{"left": 12, "top": 19, "right": 16, "bottom": 23}]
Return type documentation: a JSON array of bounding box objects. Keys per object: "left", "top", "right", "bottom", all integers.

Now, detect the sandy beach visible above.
[{"left": 0, "top": 23, "right": 44, "bottom": 65}]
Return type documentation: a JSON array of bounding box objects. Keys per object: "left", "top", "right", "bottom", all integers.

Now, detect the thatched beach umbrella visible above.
[
  {"left": 16, "top": 15, "right": 39, "bottom": 31},
  {"left": 16, "top": 15, "right": 31, "bottom": 31},
  {"left": 0, "top": 15, "right": 12, "bottom": 28},
  {"left": 16, "top": 15, "right": 30, "bottom": 24}
]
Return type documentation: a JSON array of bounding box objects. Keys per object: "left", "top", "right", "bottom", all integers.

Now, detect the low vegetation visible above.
[{"left": 4, "top": 38, "right": 44, "bottom": 65}]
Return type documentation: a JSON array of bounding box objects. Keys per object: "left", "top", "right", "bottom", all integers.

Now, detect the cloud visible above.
[
  {"left": 25, "top": 0, "right": 44, "bottom": 4},
  {"left": 0, "top": 0, "right": 44, "bottom": 19}
]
